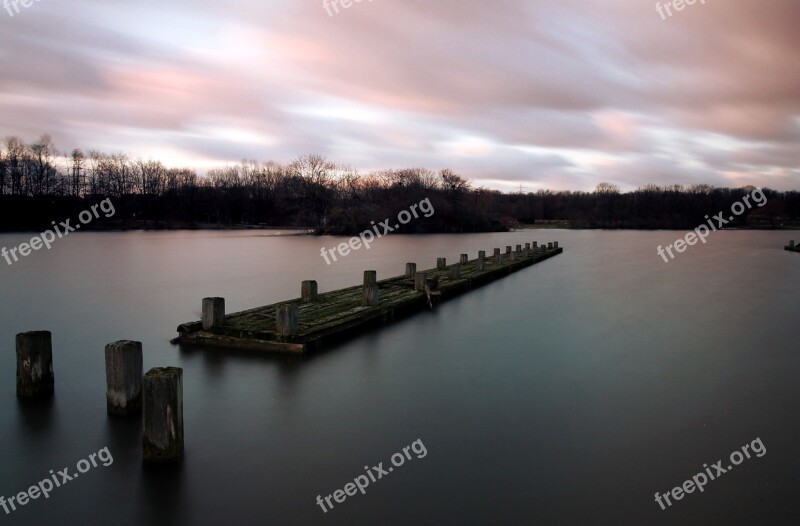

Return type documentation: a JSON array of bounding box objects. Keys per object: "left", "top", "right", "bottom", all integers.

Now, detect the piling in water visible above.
[
  {"left": 460, "top": 254, "right": 469, "bottom": 265},
  {"left": 301, "top": 281, "right": 318, "bottom": 303},
  {"left": 201, "top": 298, "right": 225, "bottom": 331},
  {"left": 437, "top": 258, "right": 447, "bottom": 270},
  {"left": 142, "top": 367, "right": 184, "bottom": 464},
  {"left": 105, "top": 340, "right": 143, "bottom": 415},
  {"left": 415, "top": 271, "right": 428, "bottom": 291},
  {"left": 276, "top": 304, "right": 300, "bottom": 337},
  {"left": 405, "top": 263, "right": 417, "bottom": 278},
  {"left": 16, "top": 331, "right": 54, "bottom": 398},
  {"left": 362, "top": 271, "right": 379, "bottom": 307}
]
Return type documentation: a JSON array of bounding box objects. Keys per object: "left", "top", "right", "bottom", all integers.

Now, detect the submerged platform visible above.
[{"left": 175, "top": 243, "right": 564, "bottom": 354}]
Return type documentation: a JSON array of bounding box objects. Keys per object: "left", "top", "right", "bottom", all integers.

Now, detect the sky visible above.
[{"left": 1, "top": 0, "right": 798, "bottom": 192}]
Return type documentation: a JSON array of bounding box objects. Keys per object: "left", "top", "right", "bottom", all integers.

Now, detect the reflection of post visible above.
[
  {"left": 143, "top": 367, "right": 184, "bottom": 464},
  {"left": 16, "top": 331, "right": 54, "bottom": 398}
]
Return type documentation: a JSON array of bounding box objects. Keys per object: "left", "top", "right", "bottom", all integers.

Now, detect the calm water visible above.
[{"left": 1, "top": 229, "right": 799, "bottom": 525}]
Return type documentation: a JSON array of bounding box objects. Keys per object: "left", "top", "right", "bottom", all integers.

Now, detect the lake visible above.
[{"left": 1, "top": 229, "right": 798, "bottom": 525}]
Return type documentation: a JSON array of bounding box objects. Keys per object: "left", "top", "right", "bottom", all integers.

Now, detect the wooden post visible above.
[
  {"left": 533, "top": 242, "right": 538, "bottom": 249},
  {"left": 405, "top": 263, "right": 417, "bottom": 278},
  {"left": 510, "top": 250, "right": 517, "bottom": 261},
  {"left": 505, "top": 246, "right": 512, "bottom": 255},
  {"left": 449, "top": 264, "right": 461, "bottom": 279},
  {"left": 142, "top": 367, "right": 183, "bottom": 464},
  {"left": 276, "top": 304, "right": 300, "bottom": 337},
  {"left": 494, "top": 248, "right": 502, "bottom": 264},
  {"left": 790, "top": 240, "right": 796, "bottom": 249},
  {"left": 548, "top": 242, "right": 553, "bottom": 249},
  {"left": 479, "top": 250, "right": 486, "bottom": 260},
  {"left": 554, "top": 241, "right": 559, "bottom": 249},
  {"left": 478, "top": 258, "right": 485, "bottom": 270},
  {"left": 16, "top": 331, "right": 54, "bottom": 398},
  {"left": 201, "top": 297, "right": 225, "bottom": 331},
  {"left": 301, "top": 281, "right": 318, "bottom": 303},
  {"left": 105, "top": 340, "right": 143, "bottom": 415},
  {"left": 525, "top": 243, "right": 531, "bottom": 255},
  {"left": 437, "top": 258, "right": 447, "bottom": 270},
  {"left": 415, "top": 271, "right": 428, "bottom": 291},
  {"left": 516, "top": 244, "right": 522, "bottom": 254},
  {"left": 362, "top": 271, "right": 379, "bottom": 307},
  {"left": 460, "top": 254, "right": 468, "bottom": 265}
]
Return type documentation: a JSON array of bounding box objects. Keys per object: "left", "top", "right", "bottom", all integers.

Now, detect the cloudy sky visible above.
[{"left": 1, "top": 0, "right": 798, "bottom": 192}]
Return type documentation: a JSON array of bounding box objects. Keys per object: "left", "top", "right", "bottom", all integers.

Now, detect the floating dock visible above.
[{"left": 174, "top": 242, "right": 563, "bottom": 354}]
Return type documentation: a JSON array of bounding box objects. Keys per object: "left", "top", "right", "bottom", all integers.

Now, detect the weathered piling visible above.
[
  {"left": 449, "top": 264, "right": 461, "bottom": 279},
  {"left": 479, "top": 250, "right": 486, "bottom": 260},
  {"left": 201, "top": 298, "right": 225, "bottom": 331},
  {"left": 460, "top": 254, "right": 469, "bottom": 265},
  {"left": 525, "top": 243, "right": 531, "bottom": 255},
  {"left": 16, "top": 331, "right": 54, "bottom": 398},
  {"left": 516, "top": 244, "right": 522, "bottom": 254},
  {"left": 533, "top": 242, "right": 538, "bottom": 249},
  {"left": 301, "top": 281, "right": 318, "bottom": 303},
  {"left": 142, "top": 367, "right": 184, "bottom": 464},
  {"left": 105, "top": 340, "right": 143, "bottom": 415},
  {"left": 554, "top": 241, "right": 559, "bottom": 249},
  {"left": 437, "top": 258, "right": 447, "bottom": 270},
  {"left": 790, "top": 240, "right": 796, "bottom": 250},
  {"left": 548, "top": 242, "right": 554, "bottom": 249},
  {"left": 494, "top": 248, "right": 502, "bottom": 264},
  {"left": 405, "top": 263, "right": 417, "bottom": 278},
  {"left": 276, "top": 304, "right": 300, "bottom": 337},
  {"left": 415, "top": 271, "right": 428, "bottom": 291},
  {"left": 363, "top": 271, "right": 379, "bottom": 307},
  {"left": 506, "top": 246, "right": 512, "bottom": 255}
]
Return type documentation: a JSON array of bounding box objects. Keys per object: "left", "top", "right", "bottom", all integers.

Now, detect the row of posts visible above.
[
  {"left": 15, "top": 331, "right": 183, "bottom": 464},
  {"left": 199, "top": 241, "right": 560, "bottom": 339}
]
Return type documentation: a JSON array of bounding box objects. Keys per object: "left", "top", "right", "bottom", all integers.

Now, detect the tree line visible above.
[{"left": 0, "top": 134, "right": 797, "bottom": 233}]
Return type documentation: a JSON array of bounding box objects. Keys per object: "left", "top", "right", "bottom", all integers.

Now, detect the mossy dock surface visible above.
[{"left": 175, "top": 244, "right": 564, "bottom": 354}]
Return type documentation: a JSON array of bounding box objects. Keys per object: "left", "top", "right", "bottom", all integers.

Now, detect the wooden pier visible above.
[{"left": 174, "top": 242, "right": 564, "bottom": 354}]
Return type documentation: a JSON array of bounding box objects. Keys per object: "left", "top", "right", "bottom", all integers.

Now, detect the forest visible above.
[{"left": 1, "top": 134, "right": 797, "bottom": 233}]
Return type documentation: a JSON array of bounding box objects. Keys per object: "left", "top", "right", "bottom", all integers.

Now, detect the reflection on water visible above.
[{"left": 1, "top": 230, "right": 799, "bottom": 525}]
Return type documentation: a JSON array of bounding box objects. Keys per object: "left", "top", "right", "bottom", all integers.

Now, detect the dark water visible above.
[{"left": 1, "top": 229, "right": 799, "bottom": 525}]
